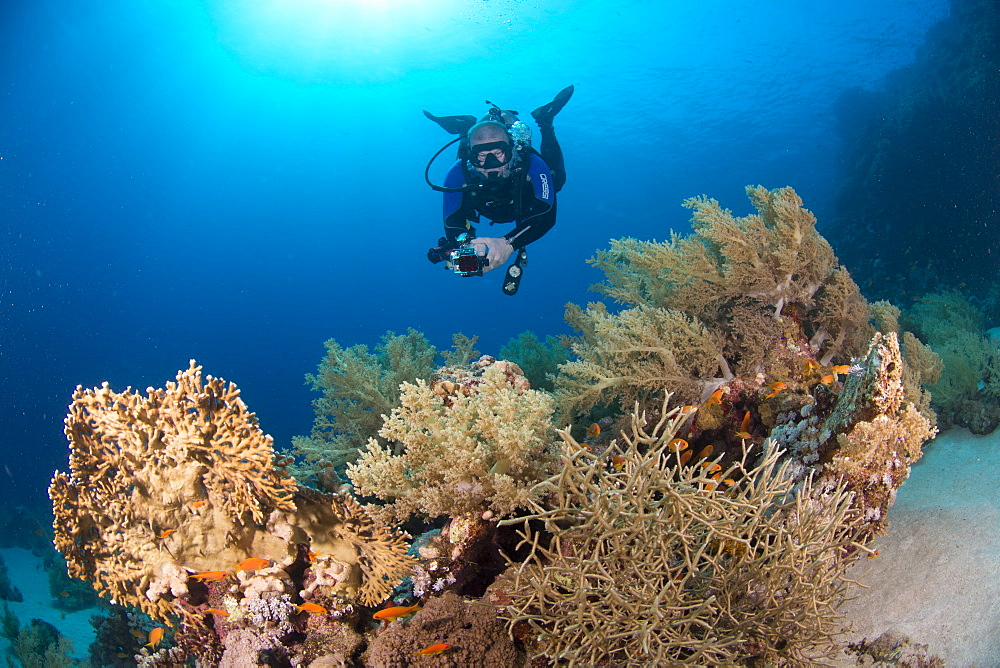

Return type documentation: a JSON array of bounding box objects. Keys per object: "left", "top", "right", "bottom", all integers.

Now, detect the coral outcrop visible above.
[
  {"left": 49, "top": 361, "right": 414, "bottom": 626},
  {"left": 494, "top": 395, "right": 870, "bottom": 665},
  {"left": 556, "top": 186, "right": 873, "bottom": 420},
  {"left": 347, "top": 356, "right": 559, "bottom": 524},
  {"left": 362, "top": 591, "right": 522, "bottom": 667}
]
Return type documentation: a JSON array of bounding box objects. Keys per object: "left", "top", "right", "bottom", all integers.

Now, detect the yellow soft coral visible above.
[{"left": 347, "top": 360, "right": 558, "bottom": 524}]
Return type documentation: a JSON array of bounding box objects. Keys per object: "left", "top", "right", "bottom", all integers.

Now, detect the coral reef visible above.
[
  {"left": 902, "top": 290, "right": 1000, "bottom": 433},
  {"left": 362, "top": 591, "right": 522, "bottom": 667},
  {"left": 347, "top": 356, "right": 559, "bottom": 524},
  {"left": 494, "top": 395, "right": 870, "bottom": 665},
  {"left": 556, "top": 186, "right": 873, "bottom": 421},
  {"left": 290, "top": 330, "right": 482, "bottom": 490},
  {"left": 0, "top": 554, "right": 22, "bottom": 603},
  {"left": 49, "top": 361, "right": 414, "bottom": 628},
  {"left": 499, "top": 331, "right": 569, "bottom": 392},
  {"left": 817, "top": 332, "right": 937, "bottom": 531}
]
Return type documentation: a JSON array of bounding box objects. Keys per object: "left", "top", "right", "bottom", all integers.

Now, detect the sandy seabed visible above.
[
  {"left": 0, "top": 546, "right": 98, "bottom": 661},
  {"left": 835, "top": 427, "right": 1000, "bottom": 666}
]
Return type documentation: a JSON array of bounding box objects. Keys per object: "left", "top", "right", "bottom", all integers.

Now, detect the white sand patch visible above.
[
  {"left": 0, "top": 547, "right": 100, "bottom": 661},
  {"left": 837, "top": 427, "right": 1000, "bottom": 665}
]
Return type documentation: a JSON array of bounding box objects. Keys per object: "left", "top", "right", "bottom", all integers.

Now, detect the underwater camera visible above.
[
  {"left": 447, "top": 245, "right": 489, "bottom": 277},
  {"left": 426, "top": 234, "right": 488, "bottom": 277}
]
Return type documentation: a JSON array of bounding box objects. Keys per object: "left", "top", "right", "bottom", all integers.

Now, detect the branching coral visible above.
[
  {"left": 495, "top": 394, "right": 869, "bottom": 665},
  {"left": 557, "top": 186, "right": 874, "bottom": 422},
  {"left": 555, "top": 302, "right": 730, "bottom": 419},
  {"left": 347, "top": 358, "right": 559, "bottom": 524},
  {"left": 49, "top": 361, "right": 414, "bottom": 623},
  {"left": 289, "top": 329, "right": 439, "bottom": 484}
]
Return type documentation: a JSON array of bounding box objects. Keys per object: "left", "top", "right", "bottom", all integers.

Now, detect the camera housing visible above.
[{"left": 447, "top": 246, "right": 489, "bottom": 277}]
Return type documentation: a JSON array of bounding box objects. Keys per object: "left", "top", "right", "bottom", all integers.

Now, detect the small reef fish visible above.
[
  {"left": 695, "top": 444, "right": 714, "bottom": 461},
  {"left": 802, "top": 359, "right": 820, "bottom": 372},
  {"left": 191, "top": 500, "right": 208, "bottom": 509},
  {"left": 701, "top": 462, "right": 722, "bottom": 473},
  {"left": 296, "top": 602, "right": 328, "bottom": 614},
  {"left": 586, "top": 422, "right": 601, "bottom": 438},
  {"left": 610, "top": 455, "right": 626, "bottom": 472},
  {"left": 667, "top": 438, "right": 689, "bottom": 453},
  {"left": 203, "top": 608, "right": 230, "bottom": 617},
  {"left": 414, "top": 643, "right": 452, "bottom": 656},
  {"left": 157, "top": 529, "right": 175, "bottom": 539},
  {"left": 704, "top": 387, "right": 726, "bottom": 406},
  {"left": 819, "top": 374, "right": 836, "bottom": 385},
  {"left": 236, "top": 558, "right": 270, "bottom": 572},
  {"left": 146, "top": 627, "right": 164, "bottom": 649},
  {"left": 763, "top": 382, "right": 788, "bottom": 399},
  {"left": 830, "top": 364, "right": 852, "bottom": 375},
  {"left": 867, "top": 550, "right": 880, "bottom": 559},
  {"left": 373, "top": 604, "right": 422, "bottom": 622},
  {"left": 190, "top": 571, "right": 229, "bottom": 582},
  {"left": 678, "top": 449, "right": 693, "bottom": 467},
  {"left": 735, "top": 411, "right": 752, "bottom": 439}
]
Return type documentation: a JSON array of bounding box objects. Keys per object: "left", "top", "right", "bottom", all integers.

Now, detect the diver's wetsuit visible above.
[{"left": 442, "top": 138, "right": 566, "bottom": 249}]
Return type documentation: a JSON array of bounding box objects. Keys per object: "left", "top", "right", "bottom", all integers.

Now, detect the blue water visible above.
[{"left": 0, "top": 0, "right": 950, "bottom": 508}]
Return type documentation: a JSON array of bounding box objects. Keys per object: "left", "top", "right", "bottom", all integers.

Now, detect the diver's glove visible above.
[{"left": 473, "top": 237, "right": 514, "bottom": 274}]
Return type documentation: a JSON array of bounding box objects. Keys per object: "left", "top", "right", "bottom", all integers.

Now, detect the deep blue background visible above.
[{"left": 1, "top": 0, "right": 949, "bottom": 506}]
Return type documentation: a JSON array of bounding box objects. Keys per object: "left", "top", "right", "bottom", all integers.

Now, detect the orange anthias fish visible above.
[
  {"left": 157, "top": 529, "right": 175, "bottom": 539},
  {"left": 146, "top": 627, "right": 164, "bottom": 649},
  {"left": 586, "top": 422, "right": 601, "bottom": 438},
  {"left": 373, "top": 604, "right": 422, "bottom": 622},
  {"left": 667, "top": 438, "right": 689, "bottom": 453},
  {"left": 236, "top": 557, "right": 270, "bottom": 572},
  {"left": 819, "top": 374, "right": 836, "bottom": 385},
  {"left": 704, "top": 387, "right": 726, "bottom": 406},
  {"left": 203, "top": 608, "right": 230, "bottom": 617},
  {"left": 678, "top": 405, "right": 698, "bottom": 417},
  {"left": 734, "top": 411, "right": 752, "bottom": 439},
  {"left": 695, "top": 444, "right": 714, "bottom": 461},
  {"left": 802, "top": 359, "right": 820, "bottom": 373},
  {"left": 610, "top": 455, "right": 626, "bottom": 472},
  {"left": 763, "top": 382, "right": 788, "bottom": 399},
  {"left": 414, "top": 643, "right": 452, "bottom": 656},
  {"left": 296, "top": 602, "right": 328, "bottom": 614},
  {"left": 191, "top": 500, "right": 208, "bottom": 509},
  {"left": 830, "top": 364, "right": 852, "bottom": 375},
  {"left": 191, "top": 571, "right": 229, "bottom": 582}
]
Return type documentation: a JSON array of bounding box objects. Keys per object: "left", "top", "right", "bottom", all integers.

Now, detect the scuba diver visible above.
[{"left": 424, "top": 85, "right": 574, "bottom": 295}]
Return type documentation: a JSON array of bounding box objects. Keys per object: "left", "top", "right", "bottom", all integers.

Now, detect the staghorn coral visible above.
[
  {"left": 347, "top": 358, "right": 559, "bottom": 525},
  {"left": 557, "top": 186, "right": 874, "bottom": 422},
  {"left": 49, "top": 361, "right": 414, "bottom": 625},
  {"left": 495, "top": 394, "right": 870, "bottom": 666}
]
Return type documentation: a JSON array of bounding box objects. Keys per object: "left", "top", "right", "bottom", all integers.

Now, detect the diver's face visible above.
[{"left": 470, "top": 136, "right": 512, "bottom": 180}]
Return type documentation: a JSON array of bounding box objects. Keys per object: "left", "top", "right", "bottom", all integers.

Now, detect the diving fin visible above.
[
  {"left": 530, "top": 85, "right": 574, "bottom": 126},
  {"left": 423, "top": 110, "right": 478, "bottom": 135}
]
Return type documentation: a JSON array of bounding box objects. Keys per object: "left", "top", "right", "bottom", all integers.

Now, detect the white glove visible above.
[{"left": 473, "top": 237, "right": 514, "bottom": 274}]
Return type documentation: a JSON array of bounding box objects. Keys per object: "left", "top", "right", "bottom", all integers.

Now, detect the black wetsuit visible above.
[{"left": 442, "top": 130, "right": 566, "bottom": 249}]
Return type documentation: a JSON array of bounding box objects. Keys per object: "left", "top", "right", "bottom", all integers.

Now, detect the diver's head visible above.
[{"left": 468, "top": 121, "right": 513, "bottom": 180}]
